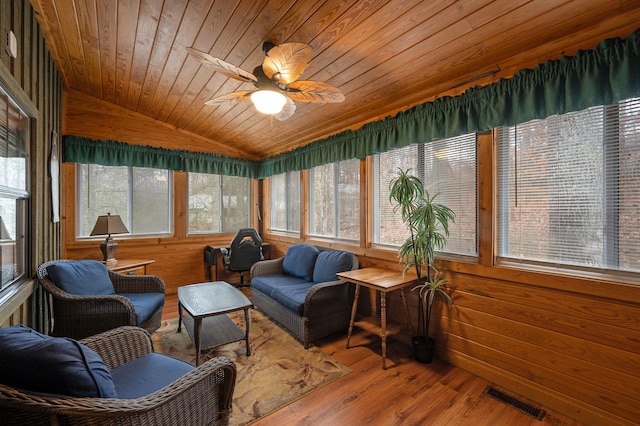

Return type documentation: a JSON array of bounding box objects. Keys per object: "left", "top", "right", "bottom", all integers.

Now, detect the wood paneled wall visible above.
[
  {"left": 63, "top": 89, "right": 257, "bottom": 160},
  {"left": 0, "top": 1, "right": 62, "bottom": 327}
]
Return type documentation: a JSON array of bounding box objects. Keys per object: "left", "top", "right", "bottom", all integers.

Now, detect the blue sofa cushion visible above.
[
  {"left": 282, "top": 244, "right": 319, "bottom": 281},
  {"left": 47, "top": 260, "right": 115, "bottom": 295},
  {"left": 251, "top": 274, "right": 310, "bottom": 298},
  {"left": 313, "top": 250, "right": 354, "bottom": 283},
  {"left": 110, "top": 353, "right": 194, "bottom": 399},
  {"left": 0, "top": 325, "right": 117, "bottom": 398},
  {"left": 118, "top": 293, "right": 165, "bottom": 325},
  {"left": 268, "top": 281, "right": 316, "bottom": 315}
]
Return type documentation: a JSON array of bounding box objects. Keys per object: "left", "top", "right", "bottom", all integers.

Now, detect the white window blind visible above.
[
  {"left": 270, "top": 171, "right": 300, "bottom": 234},
  {"left": 188, "top": 172, "right": 250, "bottom": 234},
  {"left": 309, "top": 159, "right": 360, "bottom": 241},
  {"left": 373, "top": 134, "right": 477, "bottom": 256},
  {"left": 77, "top": 165, "right": 172, "bottom": 237},
  {"left": 497, "top": 97, "right": 640, "bottom": 274},
  {"left": 0, "top": 85, "right": 29, "bottom": 289}
]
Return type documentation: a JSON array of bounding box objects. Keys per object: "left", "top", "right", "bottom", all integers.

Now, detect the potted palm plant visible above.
[{"left": 389, "top": 168, "right": 454, "bottom": 363}]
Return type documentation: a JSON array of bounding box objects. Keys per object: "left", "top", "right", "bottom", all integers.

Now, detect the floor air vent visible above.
[{"left": 483, "top": 386, "right": 546, "bottom": 420}]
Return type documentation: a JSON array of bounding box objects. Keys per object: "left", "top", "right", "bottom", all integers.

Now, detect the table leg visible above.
[
  {"left": 244, "top": 307, "right": 251, "bottom": 356},
  {"left": 380, "top": 291, "right": 388, "bottom": 370},
  {"left": 346, "top": 284, "right": 361, "bottom": 349},
  {"left": 177, "top": 301, "right": 183, "bottom": 332},
  {"left": 400, "top": 287, "right": 413, "bottom": 336},
  {"left": 194, "top": 317, "right": 202, "bottom": 366}
]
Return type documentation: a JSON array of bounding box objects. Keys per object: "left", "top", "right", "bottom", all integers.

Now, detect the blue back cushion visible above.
[
  {"left": 313, "top": 250, "right": 354, "bottom": 283},
  {"left": 282, "top": 244, "right": 319, "bottom": 281},
  {"left": 47, "top": 260, "right": 115, "bottom": 295},
  {"left": 0, "top": 325, "right": 117, "bottom": 398}
]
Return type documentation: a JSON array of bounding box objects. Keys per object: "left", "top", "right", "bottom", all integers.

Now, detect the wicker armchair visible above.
[
  {"left": 0, "top": 326, "right": 236, "bottom": 426},
  {"left": 37, "top": 259, "right": 166, "bottom": 339}
]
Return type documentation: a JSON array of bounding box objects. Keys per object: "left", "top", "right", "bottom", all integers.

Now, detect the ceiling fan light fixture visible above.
[{"left": 250, "top": 90, "right": 287, "bottom": 114}]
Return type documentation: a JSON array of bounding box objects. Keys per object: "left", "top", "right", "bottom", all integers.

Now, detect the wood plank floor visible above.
[{"left": 162, "top": 292, "right": 585, "bottom": 426}]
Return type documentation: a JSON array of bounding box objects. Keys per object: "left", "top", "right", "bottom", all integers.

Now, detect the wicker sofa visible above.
[
  {"left": 250, "top": 244, "right": 359, "bottom": 348},
  {"left": 0, "top": 325, "right": 236, "bottom": 426}
]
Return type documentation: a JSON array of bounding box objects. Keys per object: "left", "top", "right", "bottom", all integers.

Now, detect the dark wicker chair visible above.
[
  {"left": 37, "top": 259, "right": 166, "bottom": 340},
  {"left": 0, "top": 326, "right": 236, "bottom": 426}
]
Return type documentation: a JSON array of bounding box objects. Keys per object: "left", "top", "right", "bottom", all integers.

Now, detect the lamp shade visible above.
[
  {"left": 250, "top": 90, "right": 287, "bottom": 114},
  {"left": 90, "top": 213, "right": 129, "bottom": 237}
]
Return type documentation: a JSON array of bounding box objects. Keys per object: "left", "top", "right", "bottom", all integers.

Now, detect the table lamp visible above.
[{"left": 90, "top": 213, "right": 129, "bottom": 265}]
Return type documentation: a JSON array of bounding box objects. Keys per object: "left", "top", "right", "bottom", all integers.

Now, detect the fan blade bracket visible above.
[{"left": 262, "top": 42, "right": 277, "bottom": 55}]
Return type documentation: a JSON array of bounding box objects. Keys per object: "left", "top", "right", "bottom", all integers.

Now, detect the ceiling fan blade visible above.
[
  {"left": 186, "top": 47, "right": 257, "bottom": 83},
  {"left": 204, "top": 91, "right": 254, "bottom": 105},
  {"left": 285, "top": 81, "right": 345, "bottom": 103},
  {"left": 262, "top": 43, "right": 312, "bottom": 85},
  {"left": 274, "top": 97, "right": 296, "bottom": 121}
]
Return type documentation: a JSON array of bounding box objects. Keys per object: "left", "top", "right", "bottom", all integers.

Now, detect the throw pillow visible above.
[
  {"left": 46, "top": 259, "right": 115, "bottom": 295},
  {"left": 282, "top": 244, "right": 319, "bottom": 281},
  {"left": 313, "top": 250, "right": 354, "bottom": 283},
  {"left": 0, "top": 324, "right": 117, "bottom": 398}
]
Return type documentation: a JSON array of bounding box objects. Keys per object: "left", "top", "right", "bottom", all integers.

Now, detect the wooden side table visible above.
[
  {"left": 107, "top": 259, "right": 155, "bottom": 275},
  {"left": 338, "top": 267, "right": 416, "bottom": 370}
]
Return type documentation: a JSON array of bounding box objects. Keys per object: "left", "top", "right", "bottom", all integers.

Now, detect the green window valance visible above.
[
  {"left": 64, "top": 30, "right": 640, "bottom": 179},
  {"left": 63, "top": 136, "right": 259, "bottom": 178}
]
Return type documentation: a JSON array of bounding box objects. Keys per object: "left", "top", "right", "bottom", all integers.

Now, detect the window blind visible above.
[
  {"left": 373, "top": 134, "right": 477, "bottom": 256},
  {"left": 497, "top": 97, "right": 640, "bottom": 273}
]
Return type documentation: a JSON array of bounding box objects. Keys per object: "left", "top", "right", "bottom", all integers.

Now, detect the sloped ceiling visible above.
[{"left": 30, "top": 0, "right": 640, "bottom": 159}]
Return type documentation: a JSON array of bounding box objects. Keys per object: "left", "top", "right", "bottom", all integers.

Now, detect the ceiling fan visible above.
[{"left": 186, "top": 42, "right": 344, "bottom": 120}]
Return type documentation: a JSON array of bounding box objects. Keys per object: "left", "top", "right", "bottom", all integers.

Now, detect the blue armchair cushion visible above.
[
  {"left": 0, "top": 325, "right": 117, "bottom": 398},
  {"left": 282, "top": 244, "right": 319, "bottom": 281},
  {"left": 313, "top": 250, "right": 354, "bottom": 283},
  {"left": 119, "top": 292, "right": 165, "bottom": 325},
  {"left": 110, "top": 353, "right": 194, "bottom": 399},
  {"left": 46, "top": 260, "right": 115, "bottom": 295}
]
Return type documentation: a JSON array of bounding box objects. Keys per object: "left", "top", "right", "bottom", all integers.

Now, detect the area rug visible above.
[{"left": 152, "top": 310, "right": 350, "bottom": 425}]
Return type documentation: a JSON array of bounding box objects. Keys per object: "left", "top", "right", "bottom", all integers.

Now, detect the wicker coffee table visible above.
[{"left": 177, "top": 281, "right": 252, "bottom": 365}]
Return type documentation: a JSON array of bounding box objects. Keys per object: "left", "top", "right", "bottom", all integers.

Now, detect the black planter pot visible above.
[{"left": 412, "top": 335, "right": 435, "bottom": 364}]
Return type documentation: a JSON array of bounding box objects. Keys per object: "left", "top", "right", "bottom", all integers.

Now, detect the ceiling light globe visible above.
[{"left": 250, "top": 90, "right": 287, "bottom": 114}]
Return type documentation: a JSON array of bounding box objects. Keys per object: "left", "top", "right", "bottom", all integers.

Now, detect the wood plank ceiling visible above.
[{"left": 30, "top": 0, "right": 640, "bottom": 160}]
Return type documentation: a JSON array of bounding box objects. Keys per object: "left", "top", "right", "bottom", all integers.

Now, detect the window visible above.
[
  {"left": 77, "top": 165, "right": 171, "bottom": 237},
  {"left": 497, "top": 97, "right": 640, "bottom": 274},
  {"left": 188, "top": 172, "right": 251, "bottom": 234},
  {"left": 0, "top": 86, "right": 29, "bottom": 289},
  {"left": 373, "top": 134, "right": 477, "bottom": 256},
  {"left": 309, "top": 159, "right": 360, "bottom": 241},
  {"left": 270, "top": 171, "right": 300, "bottom": 234}
]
